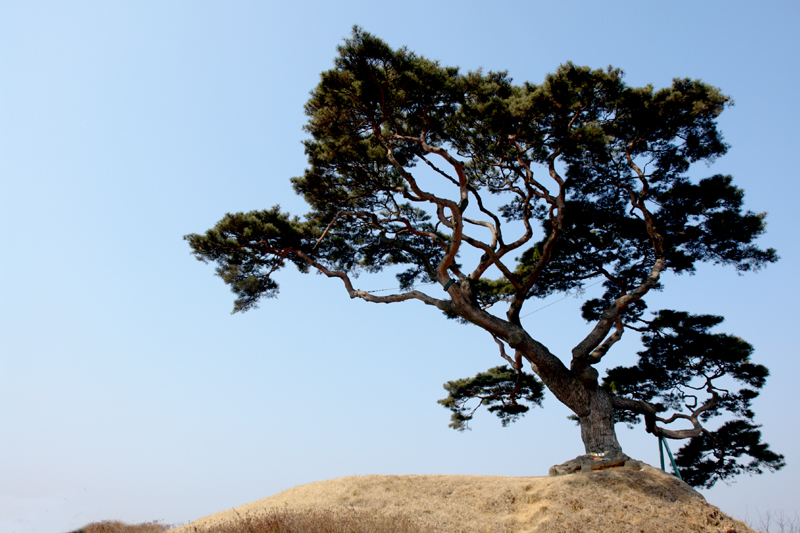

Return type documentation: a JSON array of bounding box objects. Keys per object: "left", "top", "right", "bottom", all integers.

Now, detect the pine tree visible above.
[{"left": 186, "top": 28, "right": 784, "bottom": 486}]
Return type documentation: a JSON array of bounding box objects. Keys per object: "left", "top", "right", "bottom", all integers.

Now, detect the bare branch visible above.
[
  {"left": 654, "top": 394, "right": 719, "bottom": 440},
  {"left": 492, "top": 335, "right": 516, "bottom": 367},
  {"left": 466, "top": 183, "right": 506, "bottom": 247},
  {"left": 571, "top": 258, "right": 666, "bottom": 371},
  {"left": 587, "top": 317, "right": 624, "bottom": 364},
  {"left": 613, "top": 392, "right": 720, "bottom": 441},
  {"left": 419, "top": 154, "right": 459, "bottom": 186},
  {"left": 379, "top": 142, "right": 463, "bottom": 284},
  {"left": 460, "top": 233, "right": 519, "bottom": 286}
]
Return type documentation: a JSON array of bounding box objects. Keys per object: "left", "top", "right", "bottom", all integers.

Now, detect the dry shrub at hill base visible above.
[{"left": 166, "top": 465, "right": 756, "bottom": 533}]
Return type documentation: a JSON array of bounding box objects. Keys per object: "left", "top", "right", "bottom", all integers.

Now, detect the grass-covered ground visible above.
[
  {"left": 68, "top": 469, "right": 800, "bottom": 533},
  {"left": 68, "top": 508, "right": 435, "bottom": 533}
]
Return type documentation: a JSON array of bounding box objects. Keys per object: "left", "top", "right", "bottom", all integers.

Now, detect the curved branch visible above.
[
  {"left": 460, "top": 234, "right": 519, "bottom": 286},
  {"left": 611, "top": 391, "right": 720, "bottom": 441},
  {"left": 379, "top": 140, "right": 463, "bottom": 284},
  {"left": 256, "top": 243, "right": 451, "bottom": 311},
  {"left": 571, "top": 258, "right": 666, "bottom": 372},
  {"left": 492, "top": 334, "right": 516, "bottom": 367},
  {"left": 463, "top": 217, "right": 499, "bottom": 248},
  {"left": 588, "top": 317, "right": 624, "bottom": 364},
  {"left": 466, "top": 183, "right": 507, "bottom": 248}
]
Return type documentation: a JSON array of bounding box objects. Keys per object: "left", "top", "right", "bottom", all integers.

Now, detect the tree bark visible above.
[
  {"left": 578, "top": 388, "right": 622, "bottom": 455},
  {"left": 548, "top": 387, "right": 633, "bottom": 476}
]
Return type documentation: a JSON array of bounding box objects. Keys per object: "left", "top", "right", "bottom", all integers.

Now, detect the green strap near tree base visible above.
[{"left": 659, "top": 436, "right": 683, "bottom": 480}]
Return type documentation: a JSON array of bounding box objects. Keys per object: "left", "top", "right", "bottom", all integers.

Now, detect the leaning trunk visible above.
[{"left": 504, "top": 327, "right": 627, "bottom": 471}]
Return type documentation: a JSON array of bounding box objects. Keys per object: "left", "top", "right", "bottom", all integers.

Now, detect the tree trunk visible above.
[
  {"left": 578, "top": 388, "right": 622, "bottom": 455},
  {"left": 483, "top": 320, "right": 627, "bottom": 469},
  {"left": 548, "top": 388, "right": 631, "bottom": 476}
]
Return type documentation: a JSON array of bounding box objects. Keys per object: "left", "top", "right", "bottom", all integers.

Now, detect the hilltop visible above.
[{"left": 168, "top": 465, "right": 754, "bottom": 533}]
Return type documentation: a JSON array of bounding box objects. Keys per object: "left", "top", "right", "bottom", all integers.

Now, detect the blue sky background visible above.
[{"left": 2, "top": 2, "right": 799, "bottom": 531}]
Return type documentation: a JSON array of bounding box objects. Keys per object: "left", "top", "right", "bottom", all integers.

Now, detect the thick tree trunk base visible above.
[{"left": 548, "top": 451, "right": 644, "bottom": 476}]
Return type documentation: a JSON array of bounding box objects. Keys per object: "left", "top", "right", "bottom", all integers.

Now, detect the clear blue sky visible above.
[{"left": 2, "top": 2, "right": 799, "bottom": 531}]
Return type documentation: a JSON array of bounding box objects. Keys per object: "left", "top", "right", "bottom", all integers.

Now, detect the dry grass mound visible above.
[{"left": 169, "top": 465, "right": 755, "bottom": 533}]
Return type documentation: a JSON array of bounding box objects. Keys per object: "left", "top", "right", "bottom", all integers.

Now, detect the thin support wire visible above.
[
  {"left": 364, "top": 282, "right": 437, "bottom": 294},
  {"left": 520, "top": 280, "right": 604, "bottom": 319}
]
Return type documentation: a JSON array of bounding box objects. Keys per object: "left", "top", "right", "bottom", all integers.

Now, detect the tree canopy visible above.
[{"left": 186, "top": 27, "right": 784, "bottom": 487}]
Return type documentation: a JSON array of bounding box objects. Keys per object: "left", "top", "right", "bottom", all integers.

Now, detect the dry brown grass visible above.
[
  {"left": 204, "top": 508, "right": 438, "bottom": 533},
  {"left": 68, "top": 520, "right": 171, "bottom": 533},
  {"left": 71, "top": 511, "right": 435, "bottom": 533},
  {"left": 168, "top": 465, "right": 758, "bottom": 533}
]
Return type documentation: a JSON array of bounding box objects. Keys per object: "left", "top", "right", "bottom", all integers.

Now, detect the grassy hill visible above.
[{"left": 153, "top": 465, "right": 755, "bottom": 533}]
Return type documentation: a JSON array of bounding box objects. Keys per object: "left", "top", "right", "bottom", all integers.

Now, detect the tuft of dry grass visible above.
[
  {"left": 68, "top": 520, "right": 171, "bottom": 533},
  {"left": 202, "top": 508, "right": 439, "bottom": 533}
]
